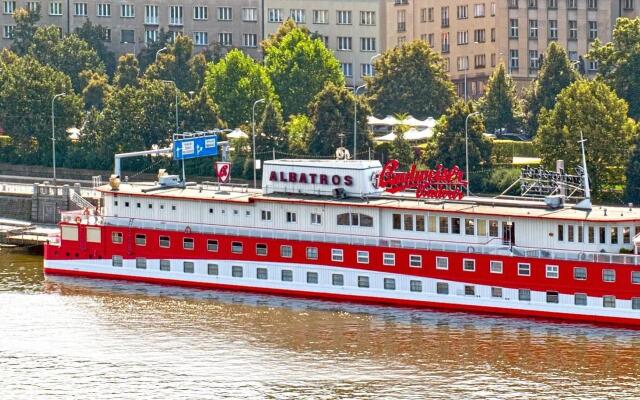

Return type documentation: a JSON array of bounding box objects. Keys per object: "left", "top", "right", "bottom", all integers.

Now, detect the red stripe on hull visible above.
[{"left": 43, "top": 267, "right": 640, "bottom": 328}]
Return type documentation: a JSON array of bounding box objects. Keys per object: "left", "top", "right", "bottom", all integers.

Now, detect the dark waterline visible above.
[{"left": 2, "top": 250, "right": 640, "bottom": 399}]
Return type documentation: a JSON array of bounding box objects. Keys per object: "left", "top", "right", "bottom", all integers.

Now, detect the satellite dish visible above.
[
  {"left": 335, "top": 147, "right": 351, "bottom": 160},
  {"left": 425, "top": 117, "right": 436, "bottom": 129}
]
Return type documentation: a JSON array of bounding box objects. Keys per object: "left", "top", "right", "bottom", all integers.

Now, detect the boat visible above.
[{"left": 43, "top": 139, "right": 640, "bottom": 326}]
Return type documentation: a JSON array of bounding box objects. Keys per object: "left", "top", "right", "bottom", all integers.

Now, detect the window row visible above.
[
  {"left": 557, "top": 224, "right": 640, "bottom": 245},
  {"left": 392, "top": 213, "right": 501, "bottom": 237},
  {"left": 509, "top": 0, "right": 605, "bottom": 9},
  {"left": 267, "top": 9, "right": 376, "bottom": 25}
]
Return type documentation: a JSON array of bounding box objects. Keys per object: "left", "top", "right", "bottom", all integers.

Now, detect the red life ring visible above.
[
  {"left": 75, "top": 216, "right": 82, "bottom": 224},
  {"left": 185, "top": 226, "right": 192, "bottom": 234},
  {"left": 83, "top": 208, "right": 91, "bottom": 216}
]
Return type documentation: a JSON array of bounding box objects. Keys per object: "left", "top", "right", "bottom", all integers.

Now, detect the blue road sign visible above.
[{"left": 173, "top": 135, "right": 218, "bottom": 160}]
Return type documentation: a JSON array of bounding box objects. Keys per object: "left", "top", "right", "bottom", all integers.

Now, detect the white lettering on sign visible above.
[
  {"left": 182, "top": 141, "right": 195, "bottom": 155},
  {"left": 205, "top": 138, "right": 215, "bottom": 149}
]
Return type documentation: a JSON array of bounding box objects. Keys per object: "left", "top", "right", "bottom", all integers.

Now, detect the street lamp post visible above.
[
  {"left": 465, "top": 111, "right": 480, "bottom": 197},
  {"left": 353, "top": 84, "right": 366, "bottom": 160},
  {"left": 252, "top": 98, "right": 266, "bottom": 188},
  {"left": 51, "top": 92, "right": 66, "bottom": 186},
  {"left": 161, "top": 80, "right": 182, "bottom": 183},
  {"left": 156, "top": 47, "right": 168, "bottom": 62}
]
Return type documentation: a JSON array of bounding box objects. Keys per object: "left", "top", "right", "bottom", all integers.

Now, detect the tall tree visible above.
[
  {"left": 625, "top": 134, "right": 640, "bottom": 204},
  {"left": 308, "top": 83, "right": 372, "bottom": 157},
  {"left": 535, "top": 80, "right": 637, "bottom": 198},
  {"left": 205, "top": 49, "right": 279, "bottom": 128},
  {"left": 180, "top": 87, "right": 224, "bottom": 132},
  {"left": 261, "top": 19, "right": 311, "bottom": 51},
  {"left": 9, "top": 7, "right": 40, "bottom": 56},
  {"left": 79, "top": 70, "right": 111, "bottom": 110},
  {"left": 477, "top": 63, "right": 524, "bottom": 134},
  {"left": 367, "top": 40, "right": 455, "bottom": 120},
  {"left": 113, "top": 54, "right": 140, "bottom": 88},
  {"left": 264, "top": 24, "right": 343, "bottom": 118},
  {"left": 75, "top": 20, "right": 117, "bottom": 76},
  {"left": 523, "top": 42, "right": 578, "bottom": 135},
  {"left": 389, "top": 131, "right": 414, "bottom": 168},
  {"left": 137, "top": 29, "right": 172, "bottom": 72},
  {"left": 257, "top": 101, "right": 286, "bottom": 153},
  {"left": 588, "top": 17, "right": 640, "bottom": 120},
  {"left": 285, "top": 114, "right": 313, "bottom": 154},
  {"left": 144, "top": 34, "right": 199, "bottom": 92}
]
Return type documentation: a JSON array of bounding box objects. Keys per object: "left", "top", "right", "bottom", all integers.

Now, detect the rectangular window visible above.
[
  {"left": 624, "top": 227, "right": 631, "bottom": 244},
  {"left": 568, "top": 225, "right": 574, "bottom": 242},
  {"left": 281, "top": 269, "right": 293, "bottom": 282},
  {"left": 331, "top": 249, "right": 344, "bottom": 262},
  {"left": 518, "top": 289, "right": 531, "bottom": 301},
  {"left": 256, "top": 243, "right": 268, "bottom": 256},
  {"left": 206, "top": 240, "right": 218, "bottom": 252},
  {"left": 341, "top": 63, "right": 352, "bottom": 77},
  {"left": 574, "top": 267, "right": 587, "bottom": 280},
  {"left": 384, "top": 278, "right": 396, "bottom": 290},
  {"left": 463, "top": 259, "right": 476, "bottom": 272},
  {"left": 193, "top": 32, "right": 208, "bottom": 46},
  {"left": 49, "top": 1, "right": 62, "bottom": 15},
  {"left": 231, "top": 241, "right": 243, "bottom": 254},
  {"left": 568, "top": 20, "right": 577, "bottom": 40},
  {"left": 404, "top": 214, "right": 414, "bottom": 231},
  {"left": 261, "top": 210, "right": 272, "bottom": 221},
  {"left": 548, "top": 0, "right": 558, "bottom": 7},
  {"left": 357, "top": 275, "right": 370, "bottom": 288},
  {"left": 337, "top": 36, "right": 352, "bottom": 51},
  {"left": 135, "top": 234, "right": 146, "bottom": 246},
  {"left": 360, "top": 37, "right": 376, "bottom": 52},
  {"left": 588, "top": 21, "right": 598, "bottom": 40},
  {"left": 568, "top": 0, "right": 577, "bottom": 8},
  {"left": 490, "top": 261, "right": 503, "bottom": 274},
  {"left": 207, "top": 264, "right": 218, "bottom": 275},
  {"left": 436, "top": 257, "right": 448, "bottom": 270},
  {"left": 332, "top": 273, "right": 344, "bottom": 286},
  {"left": 632, "top": 298, "right": 640, "bottom": 310},
  {"left": 510, "top": 49, "right": 519, "bottom": 70},
  {"left": 383, "top": 253, "right": 396, "bottom": 266},
  {"left": 428, "top": 215, "right": 437, "bottom": 232},
  {"left": 217, "top": 6, "right": 231, "bottom": 21},
  {"left": 575, "top": 293, "right": 587, "bottom": 306},
  {"left": 136, "top": 257, "right": 147, "bottom": 269},
  {"left": 144, "top": 5, "right": 158, "bottom": 24},
  {"left": 439, "top": 217, "right": 449, "bottom": 233},
  {"left": 599, "top": 227, "right": 606, "bottom": 244},
  {"left": 183, "top": 261, "right": 194, "bottom": 274},
  {"left": 183, "top": 238, "right": 194, "bottom": 250},
  {"left": 436, "top": 282, "right": 449, "bottom": 295},
  {"left": 557, "top": 225, "right": 564, "bottom": 241},
  {"left": 232, "top": 266, "right": 243, "bottom": 278},
  {"left": 441, "top": 32, "right": 450, "bottom": 53},
  {"left": 546, "top": 291, "right": 559, "bottom": 304},
  {"left": 491, "top": 287, "right": 503, "bottom": 298},
  {"left": 313, "top": 9, "right": 328, "bottom": 24},
  {"left": 193, "top": 5, "right": 207, "bottom": 20},
  {"left": 603, "top": 269, "right": 616, "bottom": 282},
  {"left": 242, "top": 7, "right": 257, "bottom": 22},
  {"left": 112, "top": 232, "right": 123, "bottom": 244},
  {"left": 357, "top": 251, "right": 369, "bottom": 264},
  {"left": 392, "top": 214, "right": 402, "bottom": 230},
  {"left": 441, "top": 6, "right": 449, "bottom": 27},
  {"left": 518, "top": 263, "right": 531, "bottom": 276},
  {"left": 546, "top": 265, "right": 559, "bottom": 279},
  {"left": 307, "top": 271, "right": 318, "bottom": 284},
  {"left": 286, "top": 211, "right": 297, "bottom": 223},
  {"left": 509, "top": 19, "right": 518, "bottom": 38},
  {"left": 112, "top": 255, "right": 123, "bottom": 267},
  {"left": 489, "top": 220, "right": 499, "bottom": 237},
  {"left": 464, "top": 285, "right": 475, "bottom": 296},
  {"left": 632, "top": 271, "right": 640, "bottom": 284},
  {"left": 289, "top": 8, "right": 305, "bottom": 23},
  {"left": 588, "top": 226, "right": 595, "bottom": 243},
  {"left": 415, "top": 215, "right": 425, "bottom": 232},
  {"left": 145, "top": 29, "right": 158, "bottom": 44},
  {"left": 474, "top": 3, "right": 485, "bottom": 17},
  {"left": 218, "top": 32, "right": 232, "bottom": 46},
  {"left": 157, "top": 259, "right": 170, "bottom": 272},
  {"left": 256, "top": 267, "right": 268, "bottom": 280},
  {"left": 158, "top": 235, "right": 170, "bottom": 248},
  {"left": 603, "top": 296, "right": 616, "bottom": 308},
  {"left": 624, "top": 0, "right": 633, "bottom": 9},
  {"left": 121, "top": 30, "right": 134, "bottom": 44},
  {"left": 410, "top": 280, "right": 423, "bottom": 292},
  {"left": 578, "top": 226, "right": 584, "bottom": 243},
  {"left": 97, "top": 3, "right": 110, "bottom": 17},
  {"left": 280, "top": 245, "right": 292, "bottom": 258},
  {"left": 337, "top": 10, "right": 351, "bottom": 24},
  {"left": 410, "top": 255, "right": 422, "bottom": 268},
  {"left": 120, "top": 4, "right": 134, "bottom": 18},
  {"left": 310, "top": 213, "right": 322, "bottom": 225},
  {"left": 465, "top": 219, "right": 475, "bottom": 235},
  {"left": 268, "top": 8, "right": 282, "bottom": 23},
  {"left": 457, "top": 5, "right": 468, "bottom": 19},
  {"left": 306, "top": 247, "right": 318, "bottom": 260},
  {"left": 451, "top": 218, "right": 461, "bottom": 234},
  {"left": 74, "top": 2, "right": 87, "bottom": 16},
  {"left": 611, "top": 227, "right": 619, "bottom": 244},
  {"left": 549, "top": 20, "right": 558, "bottom": 40},
  {"left": 360, "top": 10, "right": 375, "bottom": 25},
  {"left": 3, "top": 0, "right": 15, "bottom": 14}
]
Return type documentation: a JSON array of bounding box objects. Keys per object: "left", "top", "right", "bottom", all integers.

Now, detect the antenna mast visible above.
[{"left": 575, "top": 131, "right": 592, "bottom": 211}]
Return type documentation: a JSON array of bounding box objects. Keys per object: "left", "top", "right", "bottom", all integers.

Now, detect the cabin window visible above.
[
  {"left": 281, "top": 269, "right": 293, "bottom": 281},
  {"left": 603, "top": 295, "right": 616, "bottom": 308},
  {"left": 557, "top": 225, "right": 564, "bottom": 241},
  {"left": 624, "top": 227, "right": 631, "bottom": 244},
  {"left": 339, "top": 213, "right": 373, "bottom": 227},
  {"left": 280, "top": 245, "right": 293, "bottom": 258},
  {"left": 160, "top": 260, "right": 171, "bottom": 271},
  {"left": 383, "top": 253, "right": 396, "bottom": 266},
  {"left": 599, "top": 226, "right": 606, "bottom": 244},
  {"left": 207, "top": 264, "right": 219, "bottom": 275},
  {"left": 436, "top": 282, "right": 449, "bottom": 294},
  {"left": 261, "top": 210, "right": 272, "bottom": 221},
  {"left": 392, "top": 214, "right": 402, "bottom": 229},
  {"left": 546, "top": 265, "right": 559, "bottom": 279},
  {"left": 404, "top": 214, "right": 414, "bottom": 231},
  {"left": 233, "top": 210, "right": 239, "bottom": 215},
  {"left": 125, "top": 201, "right": 130, "bottom": 207},
  {"left": 465, "top": 219, "right": 475, "bottom": 235},
  {"left": 518, "top": 289, "right": 531, "bottom": 301},
  {"left": 306, "top": 247, "right": 318, "bottom": 260},
  {"left": 632, "top": 271, "right": 640, "bottom": 284},
  {"left": 464, "top": 285, "right": 475, "bottom": 296},
  {"left": 573, "top": 267, "right": 587, "bottom": 280},
  {"left": 428, "top": 215, "right": 437, "bottom": 232},
  {"left": 490, "top": 261, "right": 503, "bottom": 274},
  {"left": 112, "top": 232, "right": 123, "bottom": 244},
  {"left": 231, "top": 241, "right": 243, "bottom": 254},
  {"left": 331, "top": 249, "right": 344, "bottom": 262},
  {"left": 172, "top": 205, "right": 176, "bottom": 211},
  {"left": 546, "top": 291, "right": 559, "bottom": 304},
  {"left": 603, "top": 269, "right": 616, "bottom": 282},
  {"left": 256, "top": 243, "right": 267, "bottom": 256},
  {"left": 611, "top": 227, "right": 619, "bottom": 244},
  {"left": 491, "top": 287, "right": 503, "bottom": 298},
  {"left": 159, "top": 236, "right": 170, "bottom": 248},
  {"left": 588, "top": 226, "right": 595, "bottom": 243},
  {"left": 489, "top": 220, "right": 499, "bottom": 237},
  {"left": 114, "top": 200, "right": 119, "bottom": 206},
  {"left": 148, "top": 204, "right": 152, "bottom": 209},
  {"left": 135, "top": 234, "right": 146, "bottom": 246},
  {"left": 578, "top": 226, "right": 584, "bottom": 242},
  {"left": 410, "top": 255, "right": 422, "bottom": 268},
  {"left": 575, "top": 293, "right": 587, "bottom": 306},
  {"left": 358, "top": 276, "right": 370, "bottom": 288},
  {"left": 183, "top": 238, "right": 194, "bottom": 250},
  {"left": 136, "top": 257, "right": 147, "bottom": 269},
  {"left": 311, "top": 213, "right": 322, "bottom": 225},
  {"left": 632, "top": 298, "right": 640, "bottom": 310},
  {"left": 357, "top": 251, "right": 369, "bottom": 264},
  {"left": 436, "top": 257, "right": 448, "bottom": 270},
  {"left": 307, "top": 271, "right": 319, "bottom": 284},
  {"left": 207, "top": 240, "right": 218, "bottom": 252},
  {"left": 183, "top": 261, "right": 194, "bottom": 274},
  {"left": 86, "top": 227, "right": 101, "bottom": 243},
  {"left": 136, "top": 203, "right": 141, "bottom": 208},
  {"left": 518, "top": 263, "right": 531, "bottom": 276},
  {"left": 416, "top": 215, "right": 425, "bottom": 231},
  {"left": 568, "top": 225, "right": 574, "bottom": 242},
  {"left": 112, "top": 255, "right": 123, "bottom": 267},
  {"left": 477, "top": 219, "right": 487, "bottom": 236},
  {"left": 256, "top": 267, "right": 268, "bottom": 280},
  {"left": 439, "top": 217, "right": 449, "bottom": 233},
  {"left": 463, "top": 259, "right": 476, "bottom": 272},
  {"left": 451, "top": 218, "right": 461, "bottom": 234},
  {"left": 286, "top": 212, "right": 297, "bottom": 223},
  {"left": 384, "top": 278, "right": 396, "bottom": 290},
  {"left": 209, "top": 208, "right": 213, "bottom": 214},
  {"left": 410, "top": 280, "right": 423, "bottom": 292},
  {"left": 232, "top": 266, "right": 243, "bottom": 278},
  {"left": 339, "top": 213, "right": 351, "bottom": 226},
  {"left": 332, "top": 273, "right": 344, "bottom": 286}
]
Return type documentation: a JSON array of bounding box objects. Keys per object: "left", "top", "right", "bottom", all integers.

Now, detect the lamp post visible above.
[
  {"left": 252, "top": 98, "right": 266, "bottom": 188},
  {"left": 465, "top": 111, "right": 480, "bottom": 197},
  {"left": 51, "top": 92, "right": 66, "bottom": 186},
  {"left": 161, "top": 80, "right": 181, "bottom": 182},
  {"left": 156, "top": 46, "right": 168, "bottom": 62},
  {"left": 353, "top": 84, "right": 366, "bottom": 160}
]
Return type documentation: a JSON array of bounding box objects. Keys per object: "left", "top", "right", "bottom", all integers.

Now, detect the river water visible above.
[{"left": 1, "top": 251, "right": 640, "bottom": 399}]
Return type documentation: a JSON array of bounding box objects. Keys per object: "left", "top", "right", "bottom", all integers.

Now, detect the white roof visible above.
[
  {"left": 368, "top": 115, "right": 437, "bottom": 128},
  {"left": 375, "top": 128, "right": 434, "bottom": 142}
]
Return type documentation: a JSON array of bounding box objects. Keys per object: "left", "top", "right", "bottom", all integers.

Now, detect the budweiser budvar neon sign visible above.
[{"left": 377, "top": 160, "right": 468, "bottom": 200}]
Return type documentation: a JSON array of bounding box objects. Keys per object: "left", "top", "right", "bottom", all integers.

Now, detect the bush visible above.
[
  {"left": 492, "top": 140, "right": 536, "bottom": 164},
  {"left": 481, "top": 167, "right": 521, "bottom": 194}
]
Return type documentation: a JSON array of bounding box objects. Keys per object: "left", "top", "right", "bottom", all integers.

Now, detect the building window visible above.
[
  {"left": 205, "top": 239, "right": 218, "bottom": 252},
  {"left": 489, "top": 220, "right": 499, "bottom": 237},
  {"left": 256, "top": 267, "right": 268, "bottom": 280},
  {"left": 232, "top": 266, "right": 243, "bottom": 278},
  {"left": 74, "top": 2, "right": 87, "bottom": 16},
  {"left": 404, "top": 214, "right": 414, "bottom": 231},
  {"left": 546, "top": 265, "right": 559, "bottom": 279},
  {"left": 207, "top": 264, "right": 219, "bottom": 276},
  {"left": 337, "top": 36, "right": 352, "bottom": 51},
  {"left": 158, "top": 235, "right": 170, "bottom": 248},
  {"left": 457, "top": 31, "right": 469, "bottom": 46},
  {"left": 436, "top": 282, "right": 449, "bottom": 295},
  {"left": 546, "top": 291, "right": 559, "bottom": 304},
  {"left": 144, "top": 5, "right": 158, "bottom": 24},
  {"left": 518, "top": 263, "right": 531, "bottom": 276},
  {"left": 410, "top": 280, "right": 423, "bottom": 292},
  {"left": 242, "top": 7, "right": 257, "bottom": 22},
  {"left": 624, "top": 0, "right": 634, "bottom": 9},
  {"left": 357, "top": 251, "right": 369, "bottom": 264},
  {"left": 145, "top": 30, "right": 158, "bottom": 44},
  {"left": 602, "top": 269, "right": 616, "bottom": 282},
  {"left": 436, "top": 257, "right": 448, "bottom": 270},
  {"left": 360, "top": 37, "right": 376, "bottom": 52},
  {"left": 231, "top": 241, "right": 243, "bottom": 254},
  {"left": 574, "top": 293, "right": 587, "bottom": 306},
  {"left": 289, "top": 8, "right": 305, "bottom": 23},
  {"left": 439, "top": 217, "right": 449, "bottom": 233},
  {"left": 463, "top": 259, "right": 476, "bottom": 272},
  {"left": 490, "top": 261, "right": 503, "bottom": 274},
  {"left": 510, "top": 49, "right": 519, "bottom": 70},
  {"left": 474, "top": 29, "right": 486, "bottom": 44},
  {"left": 588, "top": 21, "right": 598, "bottom": 40},
  {"left": 409, "top": 255, "right": 422, "bottom": 268},
  {"left": 338, "top": 213, "right": 373, "bottom": 227},
  {"left": 603, "top": 296, "right": 616, "bottom": 308},
  {"left": 112, "top": 255, "right": 123, "bottom": 267},
  {"left": 97, "top": 3, "right": 110, "bottom": 17},
  {"left": 332, "top": 273, "right": 344, "bottom": 286},
  {"left": 135, "top": 234, "right": 146, "bottom": 246},
  {"left": 183, "top": 261, "right": 194, "bottom": 274},
  {"left": 261, "top": 210, "right": 272, "bottom": 221},
  {"left": 528, "top": 20, "right": 538, "bottom": 39},
  {"left": 456, "top": 5, "right": 468, "bottom": 19},
  {"left": 120, "top": 29, "right": 134, "bottom": 43},
  {"left": 218, "top": 32, "right": 232, "bottom": 47},
  {"left": 474, "top": 3, "right": 485, "bottom": 17},
  {"left": 509, "top": 19, "right": 518, "bottom": 38},
  {"left": 26, "top": 1, "right": 39, "bottom": 13},
  {"left": 256, "top": 243, "right": 268, "bottom": 256},
  {"left": 568, "top": 20, "right": 577, "bottom": 40},
  {"left": 383, "top": 253, "right": 396, "bottom": 266},
  {"left": 268, "top": 8, "right": 282, "bottom": 23},
  {"left": 599, "top": 226, "right": 606, "bottom": 244},
  {"left": 337, "top": 10, "right": 351, "bottom": 25},
  {"left": 491, "top": 287, "right": 503, "bottom": 298},
  {"left": 574, "top": 267, "right": 587, "bottom": 280},
  {"left": 217, "top": 6, "right": 232, "bottom": 21},
  {"left": 183, "top": 238, "right": 194, "bottom": 250},
  {"left": 441, "top": 6, "right": 449, "bottom": 27},
  {"left": 285, "top": 211, "right": 297, "bottom": 223},
  {"left": 157, "top": 259, "right": 169, "bottom": 272},
  {"left": 548, "top": 0, "right": 558, "bottom": 7},
  {"left": 415, "top": 215, "right": 425, "bottom": 232},
  {"left": 280, "top": 245, "right": 292, "bottom": 258},
  {"left": 3, "top": 0, "right": 15, "bottom": 14},
  {"left": 193, "top": 5, "right": 207, "bottom": 20},
  {"left": 310, "top": 213, "right": 322, "bottom": 225},
  {"left": 384, "top": 278, "right": 396, "bottom": 290},
  {"left": 397, "top": 9, "right": 406, "bottom": 32},
  {"left": 549, "top": 20, "right": 558, "bottom": 39},
  {"left": 112, "top": 232, "right": 123, "bottom": 244},
  {"left": 451, "top": 217, "right": 461, "bottom": 234},
  {"left": 49, "top": 1, "right": 62, "bottom": 15},
  {"left": 518, "top": 289, "right": 531, "bottom": 301},
  {"left": 360, "top": 10, "right": 375, "bottom": 25},
  {"left": 307, "top": 271, "right": 318, "bottom": 284},
  {"left": 136, "top": 257, "right": 147, "bottom": 269},
  {"left": 441, "top": 32, "right": 450, "bottom": 53},
  {"left": 464, "top": 285, "right": 475, "bottom": 296},
  {"left": 509, "top": 0, "right": 519, "bottom": 7},
  {"left": 306, "top": 247, "right": 318, "bottom": 260},
  {"left": 313, "top": 9, "right": 328, "bottom": 24},
  {"left": 624, "top": 227, "right": 631, "bottom": 244},
  {"left": 529, "top": 50, "right": 539, "bottom": 70},
  {"left": 193, "top": 32, "right": 208, "bottom": 46},
  {"left": 331, "top": 249, "right": 344, "bottom": 262},
  {"left": 567, "top": 0, "right": 577, "bottom": 8},
  {"left": 281, "top": 269, "right": 293, "bottom": 282},
  {"left": 632, "top": 271, "right": 640, "bottom": 284},
  {"left": 341, "top": 63, "right": 352, "bottom": 78},
  {"left": 357, "top": 275, "right": 370, "bottom": 288},
  {"left": 632, "top": 298, "right": 640, "bottom": 310},
  {"left": 120, "top": 4, "right": 134, "bottom": 18}
]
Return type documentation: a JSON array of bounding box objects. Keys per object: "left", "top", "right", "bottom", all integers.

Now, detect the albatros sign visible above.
[{"left": 377, "top": 160, "right": 467, "bottom": 200}]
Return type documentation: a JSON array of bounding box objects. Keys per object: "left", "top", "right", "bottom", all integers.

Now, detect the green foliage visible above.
[
  {"left": 481, "top": 167, "right": 522, "bottom": 194},
  {"left": 264, "top": 22, "right": 343, "bottom": 118},
  {"left": 205, "top": 49, "right": 279, "bottom": 128},
  {"left": 534, "top": 79, "right": 637, "bottom": 198},
  {"left": 74, "top": 20, "right": 116, "bottom": 76},
  {"left": 308, "top": 82, "right": 372, "bottom": 157},
  {"left": 492, "top": 140, "right": 537, "bottom": 164},
  {"left": 180, "top": 87, "right": 224, "bottom": 132},
  {"left": 9, "top": 7, "right": 40, "bottom": 56},
  {"left": 389, "top": 132, "right": 413, "bottom": 168},
  {"left": 137, "top": 29, "right": 172, "bottom": 72},
  {"left": 113, "top": 54, "right": 140, "bottom": 88},
  {"left": 588, "top": 17, "right": 640, "bottom": 120},
  {"left": 624, "top": 134, "right": 640, "bottom": 203},
  {"left": 285, "top": 114, "right": 313, "bottom": 154},
  {"left": 144, "top": 35, "right": 201, "bottom": 92},
  {"left": 478, "top": 63, "right": 523, "bottom": 134},
  {"left": 257, "top": 101, "right": 286, "bottom": 153},
  {"left": 523, "top": 42, "right": 578, "bottom": 135},
  {"left": 261, "top": 19, "right": 311, "bottom": 51},
  {"left": 367, "top": 40, "right": 455, "bottom": 119},
  {"left": 80, "top": 70, "right": 111, "bottom": 110}
]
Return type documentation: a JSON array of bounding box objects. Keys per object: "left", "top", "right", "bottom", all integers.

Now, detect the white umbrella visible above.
[
  {"left": 404, "top": 127, "right": 434, "bottom": 141},
  {"left": 376, "top": 132, "right": 397, "bottom": 142},
  {"left": 367, "top": 116, "right": 386, "bottom": 125},
  {"left": 380, "top": 115, "right": 399, "bottom": 126},
  {"left": 227, "top": 128, "right": 248, "bottom": 139}
]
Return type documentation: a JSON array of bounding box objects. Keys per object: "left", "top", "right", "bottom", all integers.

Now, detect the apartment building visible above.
[
  {"left": 387, "top": 0, "right": 640, "bottom": 97},
  {"left": 0, "top": 0, "right": 262, "bottom": 58},
  {"left": 262, "top": 0, "right": 387, "bottom": 85}
]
